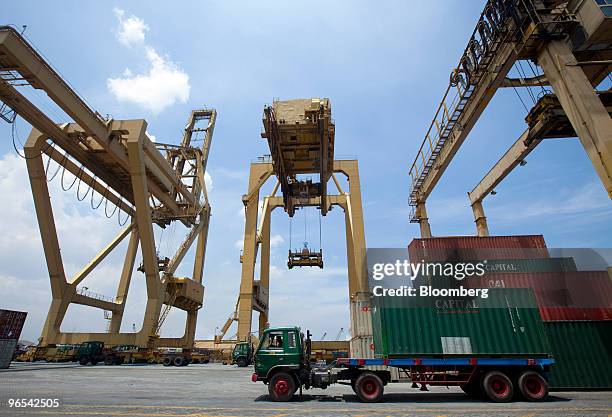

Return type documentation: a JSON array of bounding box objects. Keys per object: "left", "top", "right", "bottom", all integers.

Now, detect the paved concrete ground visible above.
[{"left": 0, "top": 362, "right": 610, "bottom": 417}]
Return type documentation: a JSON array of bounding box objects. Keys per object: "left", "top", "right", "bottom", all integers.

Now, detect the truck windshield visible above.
[
  {"left": 287, "top": 331, "right": 296, "bottom": 348},
  {"left": 263, "top": 331, "right": 284, "bottom": 349}
]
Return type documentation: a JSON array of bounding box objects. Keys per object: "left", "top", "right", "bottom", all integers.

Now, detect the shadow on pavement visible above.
[{"left": 255, "top": 392, "right": 573, "bottom": 404}]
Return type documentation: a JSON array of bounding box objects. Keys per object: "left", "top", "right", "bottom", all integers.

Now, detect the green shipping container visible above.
[
  {"left": 372, "top": 288, "right": 551, "bottom": 357},
  {"left": 545, "top": 321, "right": 612, "bottom": 390}
]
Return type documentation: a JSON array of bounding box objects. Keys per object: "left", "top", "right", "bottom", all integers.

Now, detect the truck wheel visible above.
[
  {"left": 355, "top": 372, "right": 384, "bottom": 403},
  {"left": 163, "top": 357, "right": 172, "bottom": 366},
  {"left": 104, "top": 356, "right": 114, "bottom": 366},
  {"left": 90, "top": 358, "right": 99, "bottom": 366},
  {"left": 237, "top": 357, "right": 247, "bottom": 367},
  {"left": 482, "top": 371, "right": 513, "bottom": 403},
  {"left": 173, "top": 356, "right": 184, "bottom": 367},
  {"left": 517, "top": 371, "right": 548, "bottom": 401},
  {"left": 268, "top": 372, "right": 296, "bottom": 402},
  {"left": 79, "top": 357, "right": 89, "bottom": 366}
]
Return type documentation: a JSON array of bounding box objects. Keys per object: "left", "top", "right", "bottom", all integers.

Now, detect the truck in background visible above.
[{"left": 232, "top": 341, "right": 254, "bottom": 367}]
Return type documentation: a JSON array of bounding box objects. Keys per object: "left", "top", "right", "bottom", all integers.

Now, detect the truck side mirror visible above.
[{"left": 306, "top": 330, "right": 312, "bottom": 358}]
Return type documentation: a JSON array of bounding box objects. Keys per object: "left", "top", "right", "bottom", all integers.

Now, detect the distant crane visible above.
[{"left": 334, "top": 327, "right": 344, "bottom": 341}]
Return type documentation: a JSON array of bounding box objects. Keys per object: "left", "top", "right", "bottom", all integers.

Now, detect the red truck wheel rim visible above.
[
  {"left": 524, "top": 375, "right": 545, "bottom": 398},
  {"left": 489, "top": 376, "right": 510, "bottom": 397},
  {"left": 274, "top": 379, "right": 289, "bottom": 396},
  {"left": 361, "top": 377, "right": 380, "bottom": 398}
]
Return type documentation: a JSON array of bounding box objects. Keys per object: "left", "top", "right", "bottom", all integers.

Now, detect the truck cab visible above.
[
  {"left": 76, "top": 341, "right": 104, "bottom": 366},
  {"left": 254, "top": 327, "right": 304, "bottom": 378},
  {"left": 232, "top": 341, "right": 254, "bottom": 367},
  {"left": 253, "top": 326, "right": 370, "bottom": 402}
]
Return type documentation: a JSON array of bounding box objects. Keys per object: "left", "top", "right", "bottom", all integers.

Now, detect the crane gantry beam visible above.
[
  {"left": 408, "top": 0, "right": 612, "bottom": 235},
  {"left": 0, "top": 26, "right": 217, "bottom": 349},
  {"left": 0, "top": 26, "right": 198, "bottom": 221}
]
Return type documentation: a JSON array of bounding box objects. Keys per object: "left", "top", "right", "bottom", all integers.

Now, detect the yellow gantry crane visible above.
[
  {"left": 408, "top": 0, "right": 612, "bottom": 237},
  {"left": 216, "top": 98, "right": 374, "bottom": 358},
  {"left": 0, "top": 26, "right": 216, "bottom": 349}
]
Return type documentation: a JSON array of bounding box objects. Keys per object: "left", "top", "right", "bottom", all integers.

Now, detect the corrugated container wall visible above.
[
  {"left": 0, "top": 339, "right": 18, "bottom": 369},
  {"left": 465, "top": 272, "right": 612, "bottom": 321},
  {"left": 545, "top": 321, "right": 612, "bottom": 389},
  {"left": 408, "top": 235, "right": 549, "bottom": 263},
  {"left": 371, "top": 288, "right": 551, "bottom": 357},
  {"left": 0, "top": 309, "right": 27, "bottom": 339}
]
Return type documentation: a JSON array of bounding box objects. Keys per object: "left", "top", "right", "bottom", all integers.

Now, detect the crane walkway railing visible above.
[{"left": 406, "top": 0, "right": 569, "bottom": 219}]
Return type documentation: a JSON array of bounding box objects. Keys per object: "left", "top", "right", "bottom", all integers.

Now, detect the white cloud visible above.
[
  {"left": 204, "top": 171, "right": 213, "bottom": 193},
  {"left": 108, "top": 10, "right": 190, "bottom": 113},
  {"left": 232, "top": 233, "right": 281, "bottom": 252},
  {"left": 107, "top": 47, "right": 190, "bottom": 113},
  {"left": 113, "top": 8, "right": 148, "bottom": 47},
  {"left": 270, "top": 234, "right": 284, "bottom": 247}
]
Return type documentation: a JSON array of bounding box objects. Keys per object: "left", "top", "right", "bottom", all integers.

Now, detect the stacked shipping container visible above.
[
  {"left": 0, "top": 309, "right": 27, "bottom": 369},
  {"left": 402, "top": 236, "right": 612, "bottom": 389},
  {"left": 372, "top": 288, "right": 551, "bottom": 357}
]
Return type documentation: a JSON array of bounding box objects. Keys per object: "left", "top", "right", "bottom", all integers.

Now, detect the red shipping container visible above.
[
  {"left": 539, "top": 307, "right": 612, "bottom": 321},
  {"left": 408, "top": 235, "right": 549, "bottom": 263},
  {"left": 0, "top": 309, "right": 27, "bottom": 340},
  {"left": 463, "top": 271, "right": 612, "bottom": 321}
]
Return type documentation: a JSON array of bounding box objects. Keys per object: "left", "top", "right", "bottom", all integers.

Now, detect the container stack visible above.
[
  {"left": 403, "top": 235, "right": 612, "bottom": 390},
  {"left": 0, "top": 309, "right": 27, "bottom": 369}
]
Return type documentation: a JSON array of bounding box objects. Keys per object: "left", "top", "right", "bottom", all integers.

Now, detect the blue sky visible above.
[{"left": 2, "top": 1, "right": 611, "bottom": 342}]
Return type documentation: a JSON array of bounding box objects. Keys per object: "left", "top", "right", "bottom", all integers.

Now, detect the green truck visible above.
[
  {"left": 252, "top": 326, "right": 553, "bottom": 403},
  {"left": 252, "top": 289, "right": 556, "bottom": 403},
  {"left": 232, "top": 342, "right": 254, "bottom": 367},
  {"left": 75, "top": 341, "right": 105, "bottom": 365}
]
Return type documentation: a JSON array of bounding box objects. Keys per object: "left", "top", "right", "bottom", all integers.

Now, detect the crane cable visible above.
[
  {"left": 10, "top": 116, "right": 53, "bottom": 160},
  {"left": 289, "top": 216, "right": 292, "bottom": 251},
  {"left": 8, "top": 107, "right": 131, "bottom": 227},
  {"left": 318, "top": 208, "right": 322, "bottom": 251},
  {"left": 43, "top": 148, "right": 131, "bottom": 226},
  {"left": 303, "top": 207, "right": 307, "bottom": 247}
]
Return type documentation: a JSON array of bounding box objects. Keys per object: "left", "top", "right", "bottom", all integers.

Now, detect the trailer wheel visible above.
[
  {"left": 162, "top": 357, "right": 173, "bottom": 366},
  {"left": 115, "top": 356, "right": 125, "bottom": 365},
  {"left": 90, "top": 358, "right": 98, "bottom": 366},
  {"left": 355, "top": 372, "right": 384, "bottom": 403},
  {"left": 173, "top": 356, "right": 184, "bottom": 367},
  {"left": 104, "top": 356, "right": 114, "bottom": 366},
  {"left": 268, "top": 372, "right": 296, "bottom": 402},
  {"left": 482, "top": 371, "right": 513, "bottom": 403},
  {"left": 517, "top": 371, "right": 548, "bottom": 402},
  {"left": 79, "top": 357, "right": 89, "bottom": 366}
]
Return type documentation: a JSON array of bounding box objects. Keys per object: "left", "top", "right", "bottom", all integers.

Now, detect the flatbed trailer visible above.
[
  {"left": 252, "top": 327, "right": 554, "bottom": 403},
  {"left": 338, "top": 357, "right": 554, "bottom": 367}
]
